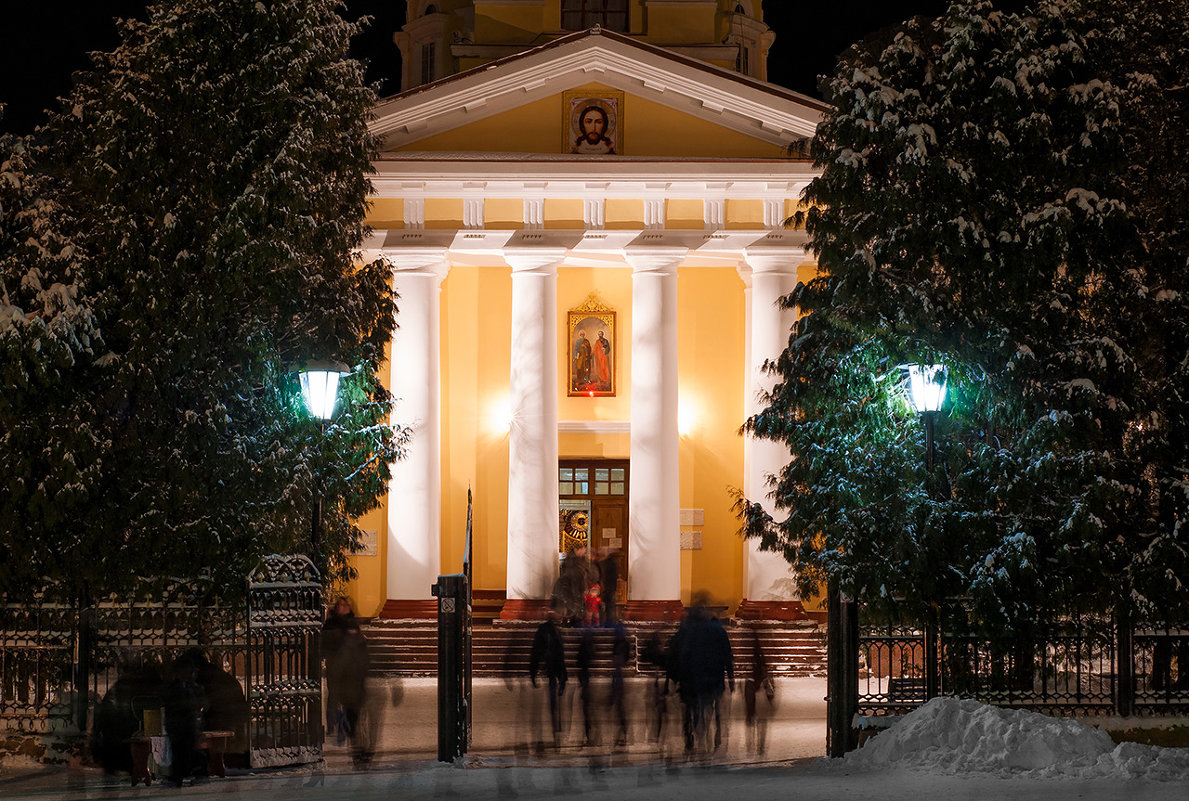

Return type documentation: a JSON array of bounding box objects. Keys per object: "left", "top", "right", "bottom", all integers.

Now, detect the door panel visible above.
[{"left": 559, "top": 459, "right": 629, "bottom": 598}]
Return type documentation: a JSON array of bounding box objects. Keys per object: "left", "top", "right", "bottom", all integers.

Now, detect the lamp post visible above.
[
  {"left": 906, "top": 363, "right": 947, "bottom": 701},
  {"left": 298, "top": 360, "right": 349, "bottom": 561}
]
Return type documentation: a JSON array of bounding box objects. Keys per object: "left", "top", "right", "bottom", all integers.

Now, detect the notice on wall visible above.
[
  {"left": 680, "top": 509, "right": 705, "bottom": 526},
  {"left": 680, "top": 530, "right": 703, "bottom": 550},
  {"left": 602, "top": 528, "right": 616, "bottom": 539},
  {"left": 360, "top": 529, "right": 378, "bottom": 556}
]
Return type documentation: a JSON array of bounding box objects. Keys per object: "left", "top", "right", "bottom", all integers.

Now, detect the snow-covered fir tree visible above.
[
  {"left": 741, "top": 0, "right": 1189, "bottom": 629},
  {"left": 3, "top": 0, "right": 404, "bottom": 597},
  {"left": 0, "top": 134, "right": 106, "bottom": 599}
]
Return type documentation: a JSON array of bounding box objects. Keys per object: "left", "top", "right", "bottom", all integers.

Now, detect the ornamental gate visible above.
[{"left": 245, "top": 554, "right": 324, "bottom": 768}]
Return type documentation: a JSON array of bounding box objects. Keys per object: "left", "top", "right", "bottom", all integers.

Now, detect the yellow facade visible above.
[{"left": 356, "top": 3, "right": 824, "bottom": 620}]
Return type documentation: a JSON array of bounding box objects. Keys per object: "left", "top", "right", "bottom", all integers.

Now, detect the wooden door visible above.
[{"left": 559, "top": 459, "right": 629, "bottom": 605}]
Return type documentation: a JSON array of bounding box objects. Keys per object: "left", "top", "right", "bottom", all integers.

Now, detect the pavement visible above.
[
  {"left": 0, "top": 675, "right": 829, "bottom": 799},
  {"left": 3, "top": 678, "right": 1184, "bottom": 800}
]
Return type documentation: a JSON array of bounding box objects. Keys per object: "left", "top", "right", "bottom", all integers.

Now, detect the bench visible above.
[{"left": 888, "top": 677, "right": 926, "bottom": 702}]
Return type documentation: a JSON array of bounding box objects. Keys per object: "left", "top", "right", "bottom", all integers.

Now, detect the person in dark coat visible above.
[
  {"left": 607, "top": 622, "right": 629, "bottom": 747},
  {"left": 180, "top": 649, "right": 249, "bottom": 762},
  {"left": 670, "top": 600, "right": 734, "bottom": 754},
  {"left": 321, "top": 597, "right": 355, "bottom": 735},
  {"left": 743, "top": 632, "right": 776, "bottom": 755},
  {"left": 554, "top": 543, "right": 599, "bottom": 625},
  {"left": 598, "top": 547, "right": 620, "bottom": 624},
  {"left": 329, "top": 623, "right": 372, "bottom": 767},
  {"left": 577, "top": 627, "right": 597, "bottom": 745},
  {"left": 162, "top": 655, "right": 206, "bottom": 787},
  {"left": 529, "top": 606, "right": 568, "bottom": 748}
]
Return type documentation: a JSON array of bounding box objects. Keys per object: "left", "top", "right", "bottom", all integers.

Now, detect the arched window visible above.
[
  {"left": 424, "top": 3, "right": 437, "bottom": 13},
  {"left": 561, "top": 0, "right": 629, "bottom": 33}
]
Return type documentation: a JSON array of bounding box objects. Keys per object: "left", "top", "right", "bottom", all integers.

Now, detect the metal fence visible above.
[
  {"left": 0, "top": 555, "right": 323, "bottom": 768},
  {"left": 856, "top": 611, "right": 1189, "bottom": 719}
]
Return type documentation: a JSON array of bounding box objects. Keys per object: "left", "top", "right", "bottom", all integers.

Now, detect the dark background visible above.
[{"left": 0, "top": 1, "right": 1025, "bottom": 136}]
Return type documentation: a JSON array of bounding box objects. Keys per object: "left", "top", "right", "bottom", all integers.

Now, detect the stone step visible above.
[{"left": 361, "top": 620, "right": 827, "bottom": 678}]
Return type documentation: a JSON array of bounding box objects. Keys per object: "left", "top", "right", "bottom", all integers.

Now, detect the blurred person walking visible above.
[
  {"left": 669, "top": 598, "right": 734, "bottom": 756},
  {"left": 530, "top": 606, "right": 568, "bottom": 749}
]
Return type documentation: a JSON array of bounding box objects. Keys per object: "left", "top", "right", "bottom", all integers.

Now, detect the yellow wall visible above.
[
  {"left": 346, "top": 344, "right": 393, "bottom": 617},
  {"left": 643, "top": 6, "right": 715, "bottom": 44},
  {"left": 439, "top": 265, "right": 514, "bottom": 589},
  {"left": 485, "top": 198, "right": 524, "bottom": 229},
  {"left": 474, "top": 4, "right": 544, "bottom": 43},
  {"left": 726, "top": 199, "right": 763, "bottom": 229},
  {"left": 666, "top": 200, "right": 704, "bottom": 230},
  {"left": 367, "top": 198, "right": 404, "bottom": 228},
  {"left": 677, "top": 268, "right": 747, "bottom": 608},
  {"left": 390, "top": 85, "right": 786, "bottom": 159}
]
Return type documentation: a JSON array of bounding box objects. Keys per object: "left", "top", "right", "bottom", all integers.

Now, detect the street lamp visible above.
[
  {"left": 907, "top": 363, "right": 947, "bottom": 472},
  {"left": 297, "top": 360, "right": 349, "bottom": 561},
  {"left": 906, "top": 362, "right": 947, "bottom": 702}
]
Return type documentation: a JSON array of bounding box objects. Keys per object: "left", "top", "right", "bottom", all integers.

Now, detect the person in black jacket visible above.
[
  {"left": 529, "top": 606, "right": 568, "bottom": 748},
  {"left": 670, "top": 600, "right": 734, "bottom": 754},
  {"left": 162, "top": 655, "right": 206, "bottom": 787}
]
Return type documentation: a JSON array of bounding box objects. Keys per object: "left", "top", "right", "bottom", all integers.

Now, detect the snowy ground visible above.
[{"left": 2, "top": 680, "right": 1187, "bottom": 800}]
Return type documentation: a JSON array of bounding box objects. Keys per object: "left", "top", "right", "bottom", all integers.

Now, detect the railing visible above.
[
  {"left": 855, "top": 610, "right": 1189, "bottom": 719},
  {"left": 1, "top": 556, "right": 324, "bottom": 769}
]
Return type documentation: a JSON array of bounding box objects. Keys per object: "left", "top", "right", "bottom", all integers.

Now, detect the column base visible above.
[
  {"left": 622, "top": 599, "right": 686, "bottom": 622},
  {"left": 377, "top": 599, "right": 438, "bottom": 620},
  {"left": 733, "top": 599, "right": 809, "bottom": 622},
  {"left": 497, "top": 598, "right": 553, "bottom": 622}
]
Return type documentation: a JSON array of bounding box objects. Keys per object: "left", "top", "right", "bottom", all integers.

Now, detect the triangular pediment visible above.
[{"left": 370, "top": 28, "right": 827, "bottom": 156}]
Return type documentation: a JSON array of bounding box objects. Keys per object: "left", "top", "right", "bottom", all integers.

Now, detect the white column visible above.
[
  {"left": 625, "top": 247, "right": 686, "bottom": 604},
  {"left": 386, "top": 248, "right": 449, "bottom": 604},
  {"left": 740, "top": 249, "right": 804, "bottom": 602},
  {"left": 504, "top": 248, "right": 566, "bottom": 603}
]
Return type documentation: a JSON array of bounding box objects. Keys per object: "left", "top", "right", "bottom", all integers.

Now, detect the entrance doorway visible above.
[{"left": 558, "top": 459, "right": 628, "bottom": 614}]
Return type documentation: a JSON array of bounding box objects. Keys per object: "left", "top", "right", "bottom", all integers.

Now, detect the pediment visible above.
[{"left": 370, "top": 28, "right": 828, "bottom": 155}]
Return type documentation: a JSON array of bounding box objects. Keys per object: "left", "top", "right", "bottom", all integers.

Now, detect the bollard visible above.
[{"left": 432, "top": 574, "right": 470, "bottom": 762}]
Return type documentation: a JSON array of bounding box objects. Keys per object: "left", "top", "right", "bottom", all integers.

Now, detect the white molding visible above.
[
  {"left": 404, "top": 198, "right": 426, "bottom": 229},
  {"left": 584, "top": 198, "right": 605, "bottom": 229},
  {"left": 644, "top": 198, "right": 665, "bottom": 229},
  {"left": 365, "top": 227, "right": 813, "bottom": 272},
  {"left": 371, "top": 34, "right": 826, "bottom": 148},
  {"left": 763, "top": 198, "right": 783, "bottom": 228},
  {"left": 524, "top": 197, "right": 544, "bottom": 229},
  {"left": 463, "top": 197, "right": 484, "bottom": 229},
  {"left": 558, "top": 420, "right": 631, "bottom": 434},
  {"left": 703, "top": 198, "right": 725, "bottom": 230},
  {"left": 371, "top": 159, "right": 819, "bottom": 200}
]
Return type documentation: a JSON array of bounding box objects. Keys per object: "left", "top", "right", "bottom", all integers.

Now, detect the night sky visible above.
[{"left": 1, "top": 1, "right": 1026, "bottom": 136}]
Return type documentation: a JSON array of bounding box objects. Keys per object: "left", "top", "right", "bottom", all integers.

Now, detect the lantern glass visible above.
[
  {"left": 908, "top": 364, "right": 947, "bottom": 414},
  {"left": 299, "top": 368, "right": 345, "bottom": 421}
]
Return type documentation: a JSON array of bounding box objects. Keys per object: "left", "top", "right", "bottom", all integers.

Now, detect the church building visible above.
[{"left": 347, "top": 0, "right": 828, "bottom": 622}]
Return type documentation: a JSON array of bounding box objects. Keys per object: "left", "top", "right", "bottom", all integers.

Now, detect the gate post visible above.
[
  {"left": 924, "top": 605, "right": 939, "bottom": 700},
  {"left": 432, "top": 574, "right": 471, "bottom": 762},
  {"left": 827, "top": 580, "right": 859, "bottom": 757},
  {"left": 1116, "top": 606, "right": 1133, "bottom": 717}
]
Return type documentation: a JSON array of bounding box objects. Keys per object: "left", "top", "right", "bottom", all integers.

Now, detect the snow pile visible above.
[{"left": 845, "top": 697, "right": 1189, "bottom": 780}]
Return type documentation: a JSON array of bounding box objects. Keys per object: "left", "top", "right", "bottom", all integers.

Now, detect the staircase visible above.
[{"left": 363, "top": 619, "right": 826, "bottom": 679}]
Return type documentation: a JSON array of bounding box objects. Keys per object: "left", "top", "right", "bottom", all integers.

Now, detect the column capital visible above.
[
  {"left": 623, "top": 247, "right": 688, "bottom": 274},
  {"left": 741, "top": 246, "right": 807, "bottom": 275},
  {"left": 503, "top": 247, "right": 568, "bottom": 274},
  {"left": 381, "top": 246, "right": 451, "bottom": 277}
]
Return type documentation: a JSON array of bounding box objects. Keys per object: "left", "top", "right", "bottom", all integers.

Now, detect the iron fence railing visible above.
[
  {"left": 0, "top": 555, "right": 323, "bottom": 768},
  {"left": 856, "top": 610, "right": 1189, "bottom": 718}
]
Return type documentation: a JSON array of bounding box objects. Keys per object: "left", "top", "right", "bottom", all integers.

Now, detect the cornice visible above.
[
  {"left": 371, "top": 34, "right": 825, "bottom": 148},
  {"left": 366, "top": 227, "right": 811, "bottom": 267},
  {"left": 370, "top": 158, "right": 816, "bottom": 200}
]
